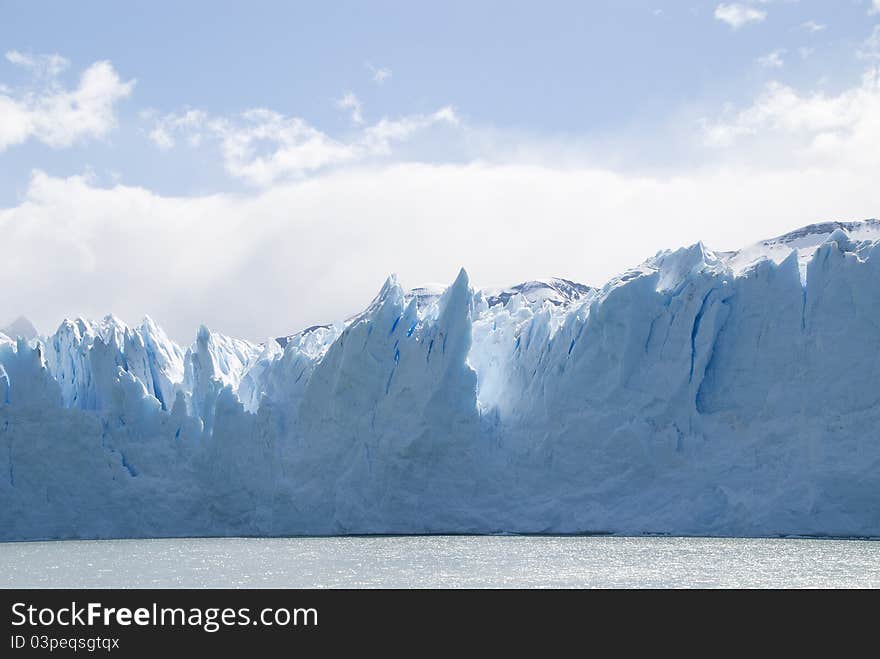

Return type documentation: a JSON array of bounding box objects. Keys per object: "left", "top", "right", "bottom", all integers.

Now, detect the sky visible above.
[{"left": 1, "top": 0, "right": 879, "bottom": 341}]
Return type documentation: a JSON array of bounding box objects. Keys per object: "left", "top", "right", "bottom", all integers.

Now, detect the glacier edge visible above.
[{"left": 1, "top": 220, "right": 879, "bottom": 540}]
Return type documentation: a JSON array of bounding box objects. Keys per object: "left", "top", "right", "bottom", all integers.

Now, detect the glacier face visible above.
[{"left": 2, "top": 220, "right": 880, "bottom": 540}]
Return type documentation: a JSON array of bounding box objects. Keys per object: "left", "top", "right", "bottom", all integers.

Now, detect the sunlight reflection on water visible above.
[{"left": 1, "top": 536, "right": 877, "bottom": 588}]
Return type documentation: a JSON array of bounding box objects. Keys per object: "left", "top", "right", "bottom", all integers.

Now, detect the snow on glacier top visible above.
[
  {"left": 483, "top": 277, "right": 594, "bottom": 308},
  {"left": 722, "top": 219, "right": 880, "bottom": 280}
]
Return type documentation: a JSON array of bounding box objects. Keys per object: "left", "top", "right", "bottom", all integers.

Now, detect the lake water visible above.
[{"left": 1, "top": 536, "right": 877, "bottom": 588}]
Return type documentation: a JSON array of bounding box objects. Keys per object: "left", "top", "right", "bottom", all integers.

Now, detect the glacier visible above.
[{"left": 1, "top": 220, "right": 880, "bottom": 540}]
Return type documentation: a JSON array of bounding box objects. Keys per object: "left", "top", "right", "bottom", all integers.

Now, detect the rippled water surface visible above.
[{"left": 1, "top": 536, "right": 877, "bottom": 588}]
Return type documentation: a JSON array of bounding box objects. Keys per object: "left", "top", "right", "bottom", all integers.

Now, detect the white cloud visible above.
[
  {"left": 859, "top": 25, "right": 880, "bottom": 60},
  {"left": 5, "top": 50, "right": 70, "bottom": 77},
  {"left": 798, "top": 47, "right": 814, "bottom": 60},
  {"left": 757, "top": 49, "right": 786, "bottom": 68},
  {"left": 214, "top": 109, "right": 359, "bottom": 186},
  {"left": 799, "top": 20, "right": 825, "bottom": 34},
  {"left": 4, "top": 146, "right": 878, "bottom": 343},
  {"left": 6, "top": 63, "right": 880, "bottom": 340},
  {"left": 147, "top": 108, "right": 208, "bottom": 149},
  {"left": 336, "top": 91, "right": 364, "bottom": 124},
  {"left": 5, "top": 32, "right": 880, "bottom": 343},
  {"left": 360, "top": 107, "right": 458, "bottom": 155},
  {"left": 0, "top": 55, "right": 134, "bottom": 152},
  {"left": 366, "top": 62, "right": 392, "bottom": 84},
  {"left": 714, "top": 3, "right": 767, "bottom": 29},
  {"left": 148, "top": 104, "right": 459, "bottom": 187},
  {"left": 870, "top": 0, "right": 880, "bottom": 16},
  {"left": 701, "top": 68, "right": 880, "bottom": 170}
]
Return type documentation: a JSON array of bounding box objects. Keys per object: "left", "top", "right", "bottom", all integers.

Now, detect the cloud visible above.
[
  {"left": 359, "top": 107, "right": 458, "bottom": 155},
  {"left": 0, "top": 55, "right": 134, "bottom": 152},
  {"left": 5, "top": 30, "right": 880, "bottom": 343},
  {"left": 700, "top": 68, "right": 880, "bottom": 170},
  {"left": 336, "top": 91, "right": 364, "bottom": 124},
  {"left": 148, "top": 104, "right": 459, "bottom": 187},
  {"left": 870, "top": 0, "right": 880, "bottom": 16},
  {"left": 799, "top": 20, "right": 826, "bottom": 34},
  {"left": 798, "top": 47, "right": 814, "bottom": 60},
  {"left": 366, "top": 62, "right": 392, "bottom": 84},
  {"left": 4, "top": 145, "right": 879, "bottom": 343},
  {"left": 5, "top": 50, "right": 70, "bottom": 77},
  {"left": 147, "top": 109, "right": 208, "bottom": 149},
  {"left": 213, "top": 109, "right": 359, "bottom": 186},
  {"left": 756, "top": 49, "right": 785, "bottom": 68},
  {"left": 6, "top": 65, "right": 880, "bottom": 340},
  {"left": 714, "top": 3, "right": 767, "bottom": 29},
  {"left": 859, "top": 25, "right": 880, "bottom": 60}
]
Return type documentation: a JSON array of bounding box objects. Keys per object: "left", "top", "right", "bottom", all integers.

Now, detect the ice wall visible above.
[{"left": 1, "top": 221, "right": 879, "bottom": 540}]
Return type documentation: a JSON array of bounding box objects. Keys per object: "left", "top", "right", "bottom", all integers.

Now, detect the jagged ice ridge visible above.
[{"left": 2, "top": 220, "right": 880, "bottom": 540}]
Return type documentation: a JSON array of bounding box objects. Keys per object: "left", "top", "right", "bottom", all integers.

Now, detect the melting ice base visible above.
[{"left": 1, "top": 220, "right": 879, "bottom": 540}]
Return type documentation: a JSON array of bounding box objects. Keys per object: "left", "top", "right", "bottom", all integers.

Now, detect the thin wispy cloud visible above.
[
  {"left": 5, "top": 50, "right": 70, "bottom": 78},
  {"left": 757, "top": 49, "right": 786, "bottom": 68},
  {"left": 859, "top": 25, "right": 880, "bottom": 60},
  {"left": 366, "top": 62, "right": 392, "bottom": 84},
  {"left": 714, "top": 3, "right": 767, "bottom": 29},
  {"left": 336, "top": 91, "right": 364, "bottom": 124},
  {"left": 146, "top": 108, "right": 208, "bottom": 149},
  {"left": 147, "top": 104, "right": 459, "bottom": 187},
  {"left": 799, "top": 20, "right": 826, "bottom": 34}
]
